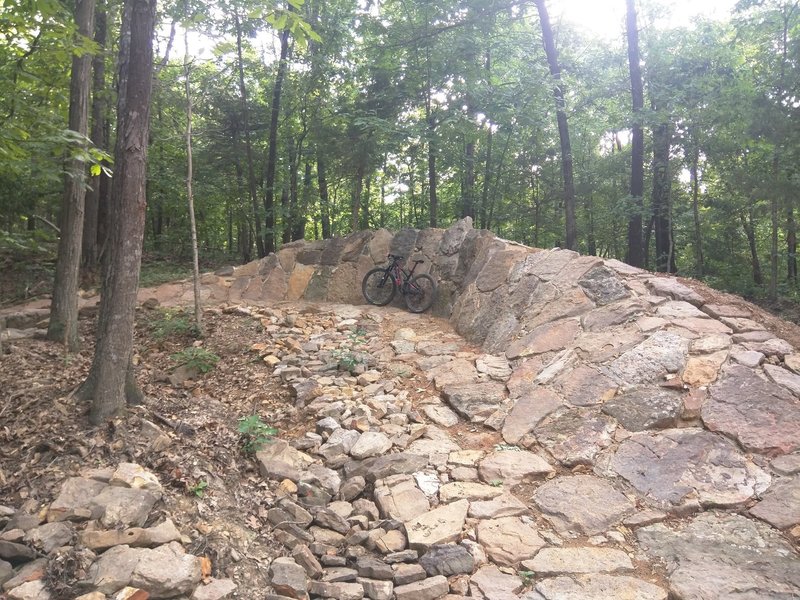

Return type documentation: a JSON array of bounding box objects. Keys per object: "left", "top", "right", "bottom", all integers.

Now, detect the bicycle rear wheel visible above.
[
  {"left": 404, "top": 274, "right": 436, "bottom": 313},
  {"left": 362, "top": 268, "right": 397, "bottom": 306}
]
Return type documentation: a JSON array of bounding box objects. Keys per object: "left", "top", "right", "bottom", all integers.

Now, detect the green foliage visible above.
[
  {"left": 171, "top": 347, "right": 219, "bottom": 373},
  {"left": 150, "top": 308, "right": 199, "bottom": 340},
  {"left": 332, "top": 327, "right": 368, "bottom": 372},
  {"left": 139, "top": 262, "right": 194, "bottom": 288},
  {"left": 189, "top": 480, "right": 208, "bottom": 497},
  {"left": 518, "top": 571, "right": 535, "bottom": 587},
  {"left": 237, "top": 415, "right": 278, "bottom": 455}
]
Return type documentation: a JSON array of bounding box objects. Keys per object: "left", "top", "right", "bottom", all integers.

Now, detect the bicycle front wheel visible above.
[
  {"left": 404, "top": 274, "right": 436, "bottom": 313},
  {"left": 362, "top": 268, "right": 397, "bottom": 306}
]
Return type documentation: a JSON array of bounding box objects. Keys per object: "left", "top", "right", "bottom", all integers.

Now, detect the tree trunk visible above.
[
  {"left": 788, "top": 204, "right": 797, "bottom": 283},
  {"left": 317, "top": 157, "right": 331, "bottom": 239},
  {"left": 82, "top": 0, "right": 106, "bottom": 274},
  {"left": 79, "top": 0, "right": 155, "bottom": 424},
  {"left": 480, "top": 125, "right": 493, "bottom": 230},
  {"left": 741, "top": 208, "right": 764, "bottom": 286},
  {"left": 184, "top": 24, "right": 202, "bottom": 335},
  {"left": 48, "top": 0, "right": 96, "bottom": 351},
  {"left": 351, "top": 165, "right": 364, "bottom": 233},
  {"left": 293, "top": 161, "right": 311, "bottom": 241},
  {"left": 462, "top": 140, "right": 476, "bottom": 219},
  {"left": 234, "top": 9, "right": 264, "bottom": 258},
  {"left": 690, "top": 135, "right": 704, "bottom": 277},
  {"left": 535, "top": 0, "right": 577, "bottom": 250},
  {"left": 651, "top": 121, "right": 675, "bottom": 272},
  {"left": 625, "top": 0, "right": 644, "bottom": 267},
  {"left": 264, "top": 24, "right": 291, "bottom": 254}
]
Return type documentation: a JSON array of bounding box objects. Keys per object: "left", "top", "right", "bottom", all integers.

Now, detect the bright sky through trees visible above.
[{"left": 555, "top": 0, "right": 739, "bottom": 40}]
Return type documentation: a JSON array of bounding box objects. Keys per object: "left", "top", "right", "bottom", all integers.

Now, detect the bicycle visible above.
[{"left": 361, "top": 254, "right": 437, "bottom": 313}]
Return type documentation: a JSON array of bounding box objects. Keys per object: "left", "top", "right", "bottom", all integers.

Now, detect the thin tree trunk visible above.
[
  {"left": 294, "top": 161, "right": 311, "bottom": 241},
  {"left": 788, "top": 204, "right": 797, "bottom": 283},
  {"left": 264, "top": 24, "right": 291, "bottom": 254},
  {"left": 317, "top": 157, "right": 331, "bottom": 239},
  {"left": 741, "top": 208, "right": 764, "bottom": 286},
  {"left": 651, "top": 121, "right": 675, "bottom": 272},
  {"left": 462, "top": 140, "right": 476, "bottom": 219},
  {"left": 184, "top": 24, "right": 202, "bottom": 335},
  {"left": 625, "top": 0, "right": 644, "bottom": 267},
  {"left": 351, "top": 166, "right": 364, "bottom": 232},
  {"left": 234, "top": 9, "right": 264, "bottom": 258},
  {"left": 82, "top": 0, "right": 106, "bottom": 274},
  {"left": 480, "top": 125, "right": 493, "bottom": 230},
  {"left": 362, "top": 176, "right": 371, "bottom": 230},
  {"left": 535, "top": 0, "right": 577, "bottom": 250},
  {"left": 80, "top": 0, "right": 155, "bottom": 423},
  {"left": 690, "top": 135, "right": 704, "bottom": 277},
  {"left": 48, "top": 0, "right": 96, "bottom": 351}
]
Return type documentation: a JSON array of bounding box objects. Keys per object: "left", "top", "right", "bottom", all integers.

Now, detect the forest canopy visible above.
[{"left": 1, "top": 0, "right": 799, "bottom": 302}]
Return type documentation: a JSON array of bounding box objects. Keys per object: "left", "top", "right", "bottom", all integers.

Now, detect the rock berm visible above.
[{"left": 2, "top": 217, "right": 799, "bottom": 599}]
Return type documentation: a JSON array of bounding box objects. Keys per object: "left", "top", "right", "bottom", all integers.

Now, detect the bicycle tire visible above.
[
  {"left": 362, "top": 267, "right": 397, "bottom": 306},
  {"left": 404, "top": 274, "right": 436, "bottom": 313}
]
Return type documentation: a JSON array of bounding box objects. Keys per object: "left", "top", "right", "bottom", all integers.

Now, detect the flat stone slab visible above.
[
  {"left": 442, "top": 383, "right": 506, "bottom": 423},
  {"left": 763, "top": 363, "right": 800, "bottom": 397},
  {"left": 577, "top": 266, "right": 629, "bottom": 306},
  {"left": 704, "top": 365, "right": 800, "bottom": 456},
  {"left": 521, "top": 547, "right": 633, "bottom": 575},
  {"left": 748, "top": 475, "right": 800, "bottom": 529},
  {"left": 608, "top": 330, "right": 688, "bottom": 384},
  {"left": 534, "top": 574, "right": 667, "bottom": 600},
  {"left": 475, "top": 355, "right": 512, "bottom": 381},
  {"left": 601, "top": 388, "right": 683, "bottom": 432},
  {"left": 609, "top": 429, "right": 769, "bottom": 508},
  {"left": 553, "top": 366, "right": 617, "bottom": 407},
  {"left": 423, "top": 404, "right": 460, "bottom": 428},
  {"left": 439, "top": 482, "right": 504, "bottom": 503},
  {"left": 637, "top": 512, "right": 800, "bottom": 599},
  {"left": 502, "top": 388, "right": 564, "bottom": 445},
  {"left": 476, "top": 517, "right": 545, "bottom": 566},
  {"left": 506, "top": 319, "right": 581, "bottom": 360},
  {"left": 468, "top": 493, "right": 529, "bottom": 520},
  {"left": 404, "top": 499, "right": 469, "bottom": 551},
  {"left": 374, "top": 475, "right": 430, "bottom": 522},
  {"left": 534, "top": 409, "right": 615, "bottom": 467},
  {"left": 469, "top": 565, "right": 522, "bottom": 599},
  {"left": 532, "top": 475, "right": 634, "bottom": 536},
  {"left": 478, "top": 450, "right": 554, "bottom": 486}
]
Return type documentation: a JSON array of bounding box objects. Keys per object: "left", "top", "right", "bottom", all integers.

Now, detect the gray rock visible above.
[
  {"left": 610, "top": 429, "right": 769, "bottom": 509},
  {"left": 191, "top": 578, "right": 238, "bottom": 600},
  {"left": 345, "top": 453, "right": 428, "bottom": 483},
  {"left": 532, "top": 475, "right": 634, "bottom": 536},
  {"left": 47, "top": 477, "right": 107, "bottom": 522},
  {"left": 2, "top": 559, "right": 47, "bottom": 592},
  {"left": 23, "top": 522, "right": 72, "bottom": 554},
  {"left": 419, "top": 544, "right": 475, "bottom": 576},
  {"left": 646, "top": 277, "right": 704, "bottom": 306},
  {"left": 749, "top": 475, "right": 800, "bottom": 529},
  {"left": 319, "top": 429, "right": 362, "bottom": 461},
  {"left": 0, "top": 559, "right": 12, "bottom": 586},
  {"left": 763, "top": 363, "right": 800, "bottom": 397},
  {"left": 469, "top": 564, "right": 521, "bottom": 599},
  {"left": 534, "top": 574, "right": 667, "bottom": 600},
  {"left": 269, "top": 557, "right": 309, "bottom": 599},
  {"left": 338, "top": 476, "right": 366, "bottom": 501},
  {"left": 608, "top": 331, "right": 688, "bottom": 384},
  {"left": 393, "top": 575, "right": 448, "bottom": 600},
  {"left": 601, "top": 388, "right": 683, "bottom": 432},
  {"left": 308, "top": 580, "right": 364, "bottom": 600},
  {"left": 772, "top": 453, "right": 800, "bottom": 475},
  {"left": 705, "top": 365, "right": 800, "bottom": 456},
  {"left": 292, "top": 545, "right": 323, "bottom": 579},
  {"left": 578, "top": 266, "right": 629, "bottom": 306},
  {"left": 442, "top": 383, "right": 506, "bottom": 423},
  {"left": 314, "top": 509, "right": 351, "bottom": 535},
  {"left": 130, "top": 541, "right": 202, "bottom": 598},
  {"left": 404, "top": 499, "right": 469, "bottom": 550},
  {"left": 476, "top": 517, "right": 545, "bottom": 566},
  {"left": 506, "top": 319, "right": 581, "bottom": 360},
  {"left": 468, "top": 493, "right": 528, "bottom": 520},
  {"left": 478, "top": 450, "right": 554, "bottom": 486},
  {"left": 0, "top": 541, "right": 36, "bottom": 563},
  {"left": 357, "top": 577, "right": 393, "bottom": 600},
  {"left": 553, "top": 365, "right": 617, "bottom": 407},
  {"left": 501, "top": 388, "right": 564, "bottom": 445},
  {"left": 475, "top": 355, "right": 512, "bottom": 381},
  {"left": 522, "top": 547, "right": 633, "bottom": 575},
  {"left": 392, "top": 563, "right": 426, "bottom": 585},
  {"left": 321, "top": 567, "right": 359, "bottom": 582},
  {"left": 87, "top": 545, "right": 143, "bottom": 594},
  {"left": 356, "top": 557, "right": 393, "bottom": 580},
  {"left": 423, "top": 404, "right": 460, "bottom": 428},
  {"left": 6, "top": 580, "right": 51, "bottom": 600},
  {"left": 374, "top": 475, "right": 430, "bottom": 522},
  {"left": 637, "top": 512, "right": 800, "bottom": 599},
  {"left": 534, "top": 409, "right": 615, "bottom": 467}
]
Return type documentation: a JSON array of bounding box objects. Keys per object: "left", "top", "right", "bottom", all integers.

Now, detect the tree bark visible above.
[
  {"left": 48, "top": 0, "right": 96, "bottom": 351},
  {"left": 293, "top": 161, "right": 311, "bottom": 241},
  {"left": 651, "top": 121, "right": 675, "bottom": 272},
  {"left": 788, "top": 204, "right": 797, "bottom": 282},
  {"left": 480, "top": 125, "right": 493, "bottom": 230},
  {"left": 535, "top": 0, "right": 577, "bottom": 250},
  {"left": 79, "top": 0, "right": 155, "bottom": 424},
  {"left": 462, "top": 140, "right": 476, "bottom": 219},
  {"left": 625, "top": 0, "right": 644, "bottom": 267},
  {"left": 264, "top": 24, "right": 291, "bottom": 254},
  {"left": 184, "top": 24, "right": 202, "bottom": 335},
  {"left": 82, "top": 0, "right": 106, "bottom": 274},
  {"left": 234, "top": 9, "right": 264, "bottom": 258},
  {"left": 690, "top": 136, "right": 704, "bottom": 277},
  {"left": 741, "top": 208, "right": 764, "bottom": 286},
  {"left": 317, "top": 157, "right": 331, "bottom": 239}
]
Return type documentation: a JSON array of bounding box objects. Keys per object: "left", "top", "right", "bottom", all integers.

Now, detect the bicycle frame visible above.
[{"left": 386, "top": 255, "right": 420, "bottom": 288}]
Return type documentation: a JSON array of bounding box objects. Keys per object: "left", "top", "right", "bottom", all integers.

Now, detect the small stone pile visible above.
[{"left": 0, "top": 462, "right": 235, "bottom": 600}]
